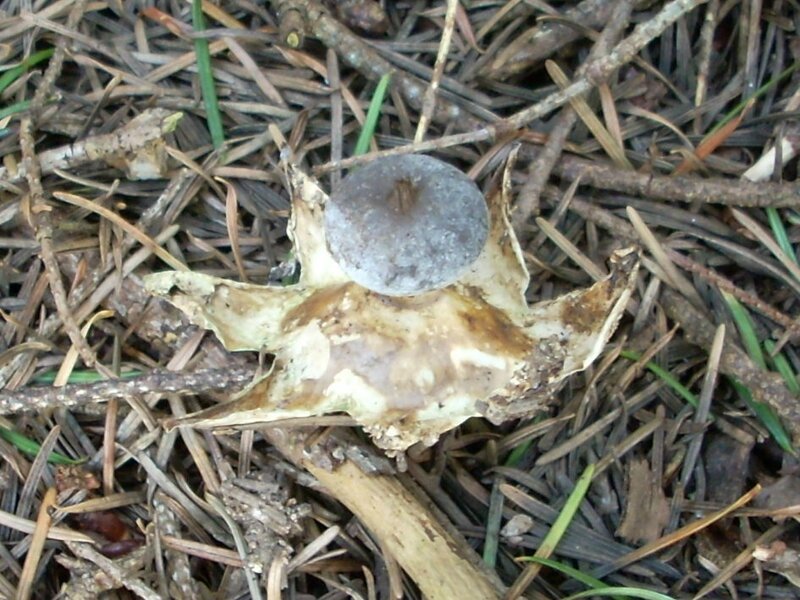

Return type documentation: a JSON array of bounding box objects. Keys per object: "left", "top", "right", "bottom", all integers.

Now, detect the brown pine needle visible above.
[{"left": 16, "top": 488, "right": 57, "bottom": 600}]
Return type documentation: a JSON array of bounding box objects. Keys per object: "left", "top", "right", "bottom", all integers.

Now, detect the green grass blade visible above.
[
  {"left": 522, "top": 558, "right": 671, "bottom": 600},
  {"left": 517, "top": 463, "right": 595, "bottom": 582},
  {"left": 539, "top": 463, "right": 594, "bottom": 554},
  {"left": 0, "top": 426, "right": 84, "bottom": 465},
  {"left": 192, "top": 0, "right": 224, "bottom": 149},
  {"left": 505, "top": 438, "right": 533, "bottom": 467},
  {"left": 722, "top": 292, "right": 766, "bottom": 369},
  {"left": 730, "top": 378, "right": 794, "bottom": 453},
  {"left": 709, "top": 61, "right": 799, "bottom": 135},
  {"left": 765, "top": 208, "right": 796, "bottom": 266},
  {"left": 619, "top": 350, "right": 698, "bottom": 408},
  {"left": 517, "top": 471, "right": 673, "bottom": 599},
  {"left": 32, "top": 369, "right": 142, "bottom": 384},
  {"left": 353, "top": 73, "right": 391, "bottom": 157},
  {"left": 721, "top": 293, "right": 794, "bottom": 452},
  {"left": 0, "top": 97, "right": 57, "bottom": 123},
  {"left": 518, "top": 557, "right": 621, "bottom": 599},
  {"left": 0, "top": 99, "right": 30, "bottom": 121},
  {"left": 0, "top": 48, "right": 54, "bottom": 96},
  {"left": 562, "top": 587, "right": 675, "bottom": 600},
  {"left": 785, "top": 210, "right": 800, "bottom": 226},
  {"left": 763, "top": 340, "right": 800, "bottom": 395},
  {"left": 483, "top": 479, "right": 503, "bottom": 568}
]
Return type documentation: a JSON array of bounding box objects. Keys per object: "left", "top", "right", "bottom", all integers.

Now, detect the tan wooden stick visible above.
[{"left": 264, "top": 428, "right": 505, "bottom": 600}]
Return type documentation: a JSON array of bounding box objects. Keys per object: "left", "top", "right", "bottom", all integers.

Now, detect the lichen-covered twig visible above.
[
  {"left": 152, "top": 493, "right": 200, "bottom": 600},
  {"left": 1, "top": 109, "right": 182, "bottom": 184},
  {"left": 0, "top": 367, "right": 255, "bottom": 415},
  {"left": 66, "top": 542, "right": 160, "bottom": 600},
  {"left": 55, "top": 547, "right": 150, "bottom": 599}
]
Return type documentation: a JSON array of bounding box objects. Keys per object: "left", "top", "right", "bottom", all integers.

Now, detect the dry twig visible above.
[
  {"left": 263, "top": 427, "right": 506, "bottom": 600},
  {"left": 270, "top": 0, "right": 484, "bottom": 130},
  {"left": 66, "top": 542, "right": 160, "bottom": 600},
  {"left": 0, "top": 367, "right": 255, "bottom": 415},
  {"left": 484, "top": 0, "right": 619, "bottom": 80},
  {"left": 661, "top": 289, "right": 800, "bottom": 444},
  {"left": 552, "top": 153, "right": 800, "bottom": 207},
  {"left": 414, "top": 0, "right": 459, "bottom": 143}
]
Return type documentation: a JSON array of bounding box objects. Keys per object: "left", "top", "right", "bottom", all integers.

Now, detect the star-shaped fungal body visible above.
[{"left": 145, "top": 155, "right": 638, "bottom": 453}]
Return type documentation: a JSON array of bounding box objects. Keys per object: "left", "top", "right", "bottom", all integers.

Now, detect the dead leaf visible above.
[{"left": 617, "top": 457, "right": 669, "bottom": 543}]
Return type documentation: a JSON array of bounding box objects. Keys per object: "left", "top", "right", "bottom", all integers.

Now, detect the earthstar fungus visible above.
[{"left": 145, "top": 155, "right": 639, "bottom": 453}]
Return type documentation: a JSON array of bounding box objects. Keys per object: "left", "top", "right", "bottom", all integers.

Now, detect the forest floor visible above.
[{"left": 1, "top": 1, "right": 799, "bottom": 598}]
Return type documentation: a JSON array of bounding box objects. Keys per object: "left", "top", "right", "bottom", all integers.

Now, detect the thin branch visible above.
[
  {"left": 414, "top": 0, "right": 459, "bottom": 143},
  {"left": 484, "top": 0, "right": 617, "bottom": 80},
  {"left": 262, "top": 426, "right": 506, "bottom": 600},
  {"left": 270, "top": 0, "right": 484, "bottom": 131},
  {"left": 552, "top": 154, "right": 800, "bottom": 207},
  {"left": 0, "top": 367, "right": 256, "bottom": 415}
]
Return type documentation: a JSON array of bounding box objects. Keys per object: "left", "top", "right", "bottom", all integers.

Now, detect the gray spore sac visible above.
[{"left": 324, "top": 154, "right": 489, "bottom": 296}]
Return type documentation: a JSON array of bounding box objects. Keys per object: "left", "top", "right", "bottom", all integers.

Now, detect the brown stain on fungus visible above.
[
  {"left": 281, "top": 284, "right": 350, "bottom": 330},
  {"left": 275, "top": 282, "right": 537, "bottom": 419},
  {"left": 559, "top": 280, "right": 613, "bottom": 334},
  {"left": 284, "top": 283, "right": 533, "bottom": 363},
  {"left": 455, "top": 290, "right": 531, "bottom": 356},
  {"left": 162, "top": 375, "right": 274, "bottom": 429}
]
